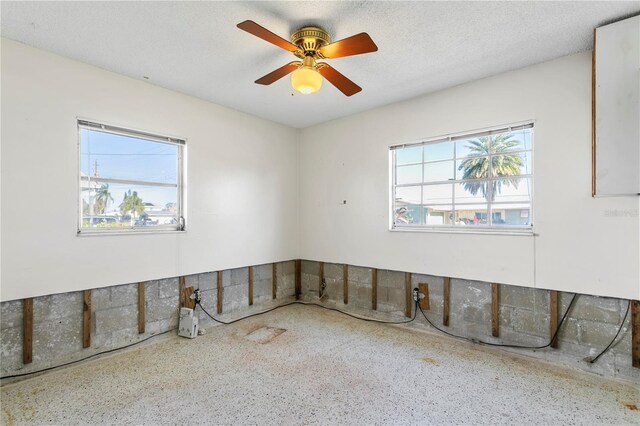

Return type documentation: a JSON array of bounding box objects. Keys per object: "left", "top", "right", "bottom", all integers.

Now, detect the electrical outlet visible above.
[{"left": 192, "top": 289, "right": 202, "bottom": 304}]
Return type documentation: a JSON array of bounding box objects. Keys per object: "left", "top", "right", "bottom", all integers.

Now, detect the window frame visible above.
[
  {"left": 389, "top": 121, "right": 534, "bottom": 235},
  {"left": 76, "top": 118, "right": 186, "bottom": 235}
]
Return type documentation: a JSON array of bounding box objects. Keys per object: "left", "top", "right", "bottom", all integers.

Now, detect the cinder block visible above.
[
  {"left": 302, "top": 272, "right": 317, "bottom": 294},
  {"left": 111, "top": 283, "right": 137, "bottom": 307},
  {"left": 95, "top": 304, "right": 138, "bottom": 334},
  {"left": 501, "top": 285, "right": 547, "bottom": 310},
  {"left": 185, "top": 274, "right": 199, "bottom": 289},
  {"left": 355, "top": 286, "right": 372, "bottom": 309},
  {"left": 462, "top": 322, "right": 493, "bottom": 340},
  {"left": 222, "top": 284, "right": 249, "bottom": 312},
  {"left": 0, "top": 326, "right": 22, "bottom": 373},
  {"left": 378, "top": 270, "right": 403, "bottom": 289},
  {"left": 349, "top": 266, "right": 372, "bottom": 285},
  {"left": 324, "top": 278, "right": 342, "bottom": 301},
  {"left": 108, "top": 327, "right": 141, "bottom": 346},
  {"left": 230, "top": 268, "right": 248, "bottom": 286},
  {"left": 33, "top": 315, "right": 83, "bottom": 361},
  {"left": 324, "top": 263, "right": 343, "bottom": 281},
  {"left": 199, "top": 288, "right": 217, "bottom": 312},
  {"left": 254, "top": 264, "right": 273, "bottom": 281},
  {"left": 278, "top": 261, "right": 294, "bottom": 276},
  {"left": 301, "top": 260, "right": 318, "bottom": 275},
  {"left": 34, "top": 292, "right": 83, "bottom": 322},
  {"left": 451, "top": 280, "right": 490, "bottom": 305},
  {"left": 147, "top": 317, "right": 178, "bottom": 335},
  {"left": 498, "top": 327, "right": 547, "bottom": 347},
  {"left": 145, "top": 281, "right": 160, "bottom": 298},
  {"left": 426, "top": 295, "right": 444, "bottom": 315},
  {"left": 569, "top": 295, "right": 622, "bottom": 324},
  {"left": 279, "top": 273, "right": 295, "bottom": 292},
  {"left": 557, "top": 317, "right": 581, "bottom": 343},
  {"left": 387, "top": 288, "right": 406, "bottom": 308},
  {"left": 376, "top": 302, "right": 403, "bottom": 314},
  {"left": 0, "top": 300, "right": 23, "bottom": 329},
  {"left": 158, "top": 278, "right": 179, "bottom": 299},
  {"left": 512, "top": 308, "right": 549, "bottom": 337},
  {"left": 499, "top": 306, "right": 514, "bottom": 327},
  {"left": 576, "top": 319, "right": 627, "bottom": 348},
  {"left": 254, "top": 278, "right": 271, "bottom": 298},
  {"left": 462, "top": 303, "right": 491, "bottom": 324},
  {"left": 146, "top": 296, "right": 179, "bottom": 322},
  {"left": 91, "top": 288, "right": 112, "bottom": 311},
  {"left": 198, "top": 272, "right": 217, "bottom": 291}
]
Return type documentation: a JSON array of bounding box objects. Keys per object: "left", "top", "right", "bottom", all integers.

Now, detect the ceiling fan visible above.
[{"left": 237, "top": 20, "right": 378, "bottom": 96}]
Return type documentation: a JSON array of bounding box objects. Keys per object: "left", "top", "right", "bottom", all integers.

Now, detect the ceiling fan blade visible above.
[
  {"left": 237, "top": 20, "right": 299, "bottom": 52},
  {"left": 319, "top": 33, "right": 378, "bottom": 59},
  {"left": 255, "top": 62, "right": 301, "bottom": 85},
  {"left": 317, "top": 64, "right": 362, "bottom": 96}
]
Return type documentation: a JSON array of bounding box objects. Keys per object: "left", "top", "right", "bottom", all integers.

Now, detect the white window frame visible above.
[
  {"left": 389, "top": 121, "right": 534, "bottom": 235},
  {"left": 77, "top": 119, "right": 186, "bottom": 235}
]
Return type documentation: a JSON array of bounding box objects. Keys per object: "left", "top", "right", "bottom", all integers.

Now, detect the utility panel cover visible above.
[{"left": 595, "top": 15, "right": 640, "bottom": 196}]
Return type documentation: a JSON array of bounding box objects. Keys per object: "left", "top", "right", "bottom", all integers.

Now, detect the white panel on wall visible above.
[{"left": 595, "top": 15, "right": 640, "bottom": 196}]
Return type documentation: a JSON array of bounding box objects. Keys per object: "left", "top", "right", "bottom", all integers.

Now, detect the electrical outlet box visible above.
[{"left": 178, "top": 308, "right": 199, "bottom": 339}]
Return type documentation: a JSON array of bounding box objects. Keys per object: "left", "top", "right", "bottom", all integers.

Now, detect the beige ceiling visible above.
[{"left": 1, "top": 1, "right": 638, "bottom": 128}]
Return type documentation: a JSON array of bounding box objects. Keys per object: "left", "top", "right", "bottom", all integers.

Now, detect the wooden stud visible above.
[
  {"left": 443, "top": 277, "right": 450, "bottom": 326},
  {"left": 491, "top": 283, "right": 499, "bottom": 337},
  {"left": 183, "top": 287, "right": 196, "bottom": 309},
  {"left": 178, "top": 276, "right": 186, "bottom": 308},
  {"left": 372, "top": 268, "right": 378, "bottom": 311},
  {"left": 217, "top": 271, "right": 223, "bottom": 314},
  {"left": 319, "top": 262, "right": 325, "bottom": 297},
  {"left": 405, "top": 272, "right": 412, "bottom": 318},
  {"left": 550, "top": 290, "right": 559, "bottom": 348},
  {"left": 419, "top": 283, "right": 430, "bottom": 310},
  {"left": 83, "top": 290, "right": 91, "bottom": 348},
  {"left": 272, "top": 263, "right": 277, "bottom": 300},
  {"left": 295, "top": 260, "right": 301, "bottom": 300},
  {"left": 632, "top": 300, "right": 639, "bottom": 368},
  {"left": 248, "top": 266, "right": 254, "bottom": 306},
  {"left": 343, "top": 264, "right": 349, "bottom": 304},
  {"left": 138, "top": 282, "right": 145, "bottom": 334},
  {"left": 23, "top": 298, "right": 33, "bottom": 364}
]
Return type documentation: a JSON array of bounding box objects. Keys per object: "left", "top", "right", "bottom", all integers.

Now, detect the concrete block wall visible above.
[
  {"left": 300, "top": 260, "right": 638, "bottom": 382},
  {"left": 0, "top": 261, "right": 296, "bottom": 378},
  {"left": 301, "top": 262, "right": 406, "bottom": 315},
  {"left": 1, "top": 259, "right": 635, "bottom": 381}
]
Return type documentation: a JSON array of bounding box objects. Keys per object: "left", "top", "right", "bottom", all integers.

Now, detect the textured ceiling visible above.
[{"left": 1, "top": 1, "right": 638, "bottom": 128}]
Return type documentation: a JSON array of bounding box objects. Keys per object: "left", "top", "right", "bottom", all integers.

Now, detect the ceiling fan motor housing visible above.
[{"left": 291, "top": 27, "right": 331, "bottom": 58}]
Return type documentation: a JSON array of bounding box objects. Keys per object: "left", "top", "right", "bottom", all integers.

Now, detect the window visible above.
[
  {"left": 391, "top": 123, "right": 533, "bottom": 231},
  {"left": 78, "top": 120, "right": 185, "bottom": 233}
]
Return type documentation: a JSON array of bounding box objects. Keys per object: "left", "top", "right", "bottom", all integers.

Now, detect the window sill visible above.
[
  {"left": 77, "top": 229, "right": 186, "bottom": 237},
  {"left": 389, "top": 226, "right": 534, "bottom": 236}
]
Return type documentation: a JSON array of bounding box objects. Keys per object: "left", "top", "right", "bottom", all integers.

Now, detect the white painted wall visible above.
[
  {"left": 2, "top": 39, "right": 638, "bottom": 302},
  {"left": 299, "top": 52, "right": 640, "bottom": 300},
  {"left": 0, "top": 39, "right": 300, "bottom": 301}
]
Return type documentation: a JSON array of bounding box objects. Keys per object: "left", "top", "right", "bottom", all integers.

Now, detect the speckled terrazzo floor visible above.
[{"left": 1, "top": 304, "right": 639, "bottom": 425}]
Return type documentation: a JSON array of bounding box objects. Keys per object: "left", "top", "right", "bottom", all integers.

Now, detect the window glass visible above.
[
  {"left": 391, "top": 124, "right": 533, "bottom": 230},
  {"left": 79, "top": 121, "right": 184, "bottom": 233}
]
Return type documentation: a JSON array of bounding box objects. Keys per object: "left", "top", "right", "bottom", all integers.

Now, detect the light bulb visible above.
[{"left": 291, "top": 67, "right": 323, "bottom": 95}]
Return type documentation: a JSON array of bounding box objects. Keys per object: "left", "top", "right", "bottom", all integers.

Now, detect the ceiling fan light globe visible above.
[{"left": 291, "top": 67, "right": 323, "bottom": 95}]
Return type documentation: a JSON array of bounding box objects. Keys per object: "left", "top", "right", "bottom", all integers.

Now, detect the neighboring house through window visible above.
[
  {"left": 390, "top": 123, "right": 533, "bottom": 231},
  {"left": 78, "top": 120, "right": 185, "bottom": 233}
]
